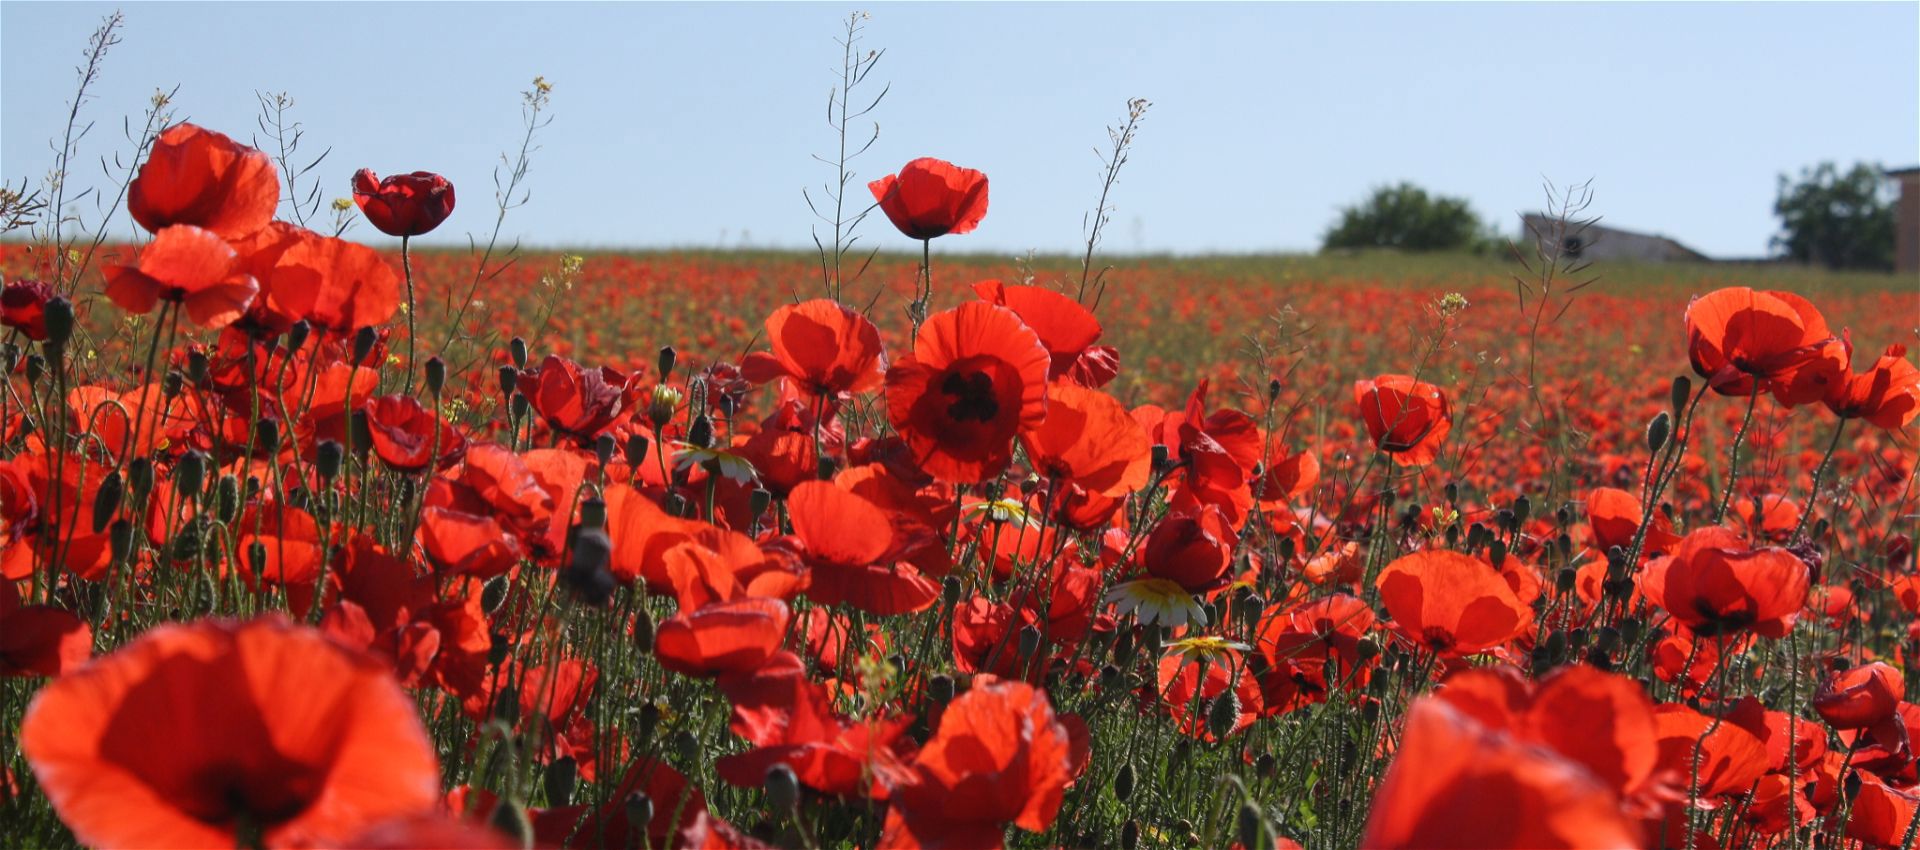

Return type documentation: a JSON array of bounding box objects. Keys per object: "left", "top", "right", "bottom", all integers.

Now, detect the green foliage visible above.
[
  {"left": 1322, "top": 183, "right": 1496, "bottom": 254},
  {"left": 1772, "top": 161, "right": 1896, "bottom": 271}
]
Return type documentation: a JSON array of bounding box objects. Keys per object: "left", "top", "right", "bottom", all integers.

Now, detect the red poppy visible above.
[
  {"left": 1142, "top": 505, "right": 1238, "bottom": 594},
  {"left": 263, "top": 229, "right": 402, "bottom": 334},
  {"left": 1826, "top": 343, "right": 1920, "bottom": 429},
  {"left": 1641, "top": 526, "right": 1810, "bottom": 638},
  {"left": 0, "top": 578, "right": 90, "bottom": 677},
  {"left": 366, "top": 394, "right": 466, "bottom": 472},
  {"left": 1359, "top": 697, "right": 1645, "bottom": 849},
  {"left": 886, "top": 302, "right": 1050, "bottom": 484},
  {"left": 1136, "top": 382, "right": 1264, "bottom": 525},
  {"left": 517, "top": 354, "right": 641, "bottom": 444},
  {"left": 1354, "top": 374, "right": 1452, "bottom": 465},
  {"left": 1433, "top": 665, "right": 1662, "bottom": 802},
  {"left": 1585, "top": 487, "right": 1680, "bottom": 557},
  {"left": 972, "top": 279, "right": 1119, "bottom": 386},
  {"left": 1849, "top": 773, "right": 1920, "bottom": 847},
  {"left": 1685, "top": 286, "right": 1846, "bottom": 406},
  {"left": 881, "top": 676, "right": 1072, "bottom": 849},
  {"left": 1814, "top": 662, "right": 1904, "bottom": 730},
  {"left": 1019, "top": 383, "right": 1150, "bottom": 497},
  {"left": 1652, "top": 704, "right": 1769, "bottom": 800},
  {"left": 103, "top": 224, "right": 260, "bottom": 328},
  {"left": 656, "top": 597, "right": 792, "bottom": 678},
  {"left": 1375, "top": 550, "right": 1531, "bottom": 656},
  {"left": 740, "top": 299, "right": 886, "bottom": 399},
  {"left": 868, "top": 157, "right": 989, "bottom": 240},
  {"left": 127, "top": 123, "right": 279, "bottom": 241},
  {"left": 19, "top": 616, "right": 440, "bottom": 849},
  {"left": 1254, "top": 594, "right": 1376, "bottom": 715},
  {"left": 352, "top": 169, "right": 456, "bottom": 237},
  {"left": 787, "top": 480, "right": 940, "bottom": 615},
  {"left": 0, "top": 278, "right": 53, "bottom": 341},
  {"left": 1156, "top": 648, "right": 1265, "bottom": 740}
]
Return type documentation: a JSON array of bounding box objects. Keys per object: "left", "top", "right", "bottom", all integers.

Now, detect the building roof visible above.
[{"left": 1887, "top": 166, "right": 1920, "bottom": 177}]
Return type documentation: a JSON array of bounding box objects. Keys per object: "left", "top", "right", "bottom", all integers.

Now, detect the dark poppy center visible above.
[{"left": 941, "top": 370, "right": 1000, "bottom": 423}]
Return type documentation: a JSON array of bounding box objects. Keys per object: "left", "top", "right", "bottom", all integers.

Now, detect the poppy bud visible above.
[
  {"left": 653, "top": 345, "right": 678, "bottom": 380},
  {"left": 1121, "top": 820, "right": 1141, "bottom": 850},
  {"left": 543, "top": 756, "right": 577, "bottom": 807},
  {"left": 1237, "top": 802, "right": 1266, "bottom": 850},
  {"left": 929, "top": 674, "right": 955, "bottom": 706},
  {"left": 1555, "top": 567, "right": 1577, "bottom": 594},
  {"left": 23, "top": 353, "right": 43, "bottom": 386},
  {"left": 1445, "top": 481, "right": 1459, "bottom": 504},
  {"left": 1267, "top": 378, "right": 1282, "bottom": 402},
  {"left": 687, "top": 415, "right": 713, "bottom": 449},
  {"left": 579, "top": 497, "right": 607, "bottom": 530},
  {"left": 482, "top": 576, "right": 509, "bottom": 614},
  {"left": 126, "top": 458, "right": 153, "bottom": 501},
  {"left": 424, "top": 356, "right": 445, "bottom": 396},
  {"left": 671, "top": 729, "right": 699, "bottom": 763},
  {"left": 765, "top": 763, "right": 800, "bottom": 812},
  {"left": 1017, "top": 625, "right": 1042, "bottom": 661},
  {"left": 942, "top": 576, "right": 963, "bottom": 606},
  {"left": 175, "top": 450, "right": 206, "bottom": 497},
  {"left": 214, "top": 474, "right": 240, "bottom": 522},
  {"left": 1487, "top": 539, "right": 1507, "bottom": 567},
  {"left": 633, "top": 607, "right": 655, "bottom": 655},
  {"left": 1530, "top": 646, "right": 1553, "bottom": 673},
  {"left": 562, "top": 527, "right": 615, "bottom": 607},
  {"left": 816, "top": 454, "right": 839, "bottom": 481},
  {"left": 593, "top": 433, "right": 616, "bottom": 467},
  {"left": 749, "top": 488, "right": 772, "bottom": 524},
  {"left": 1646, "top": 411, "right": 1671, "bottom": 453},
  {"left": 1113, "top": 762, "right": 1136, "bottom": 802},
  {"left": 1099, "top": 664, "right": 1122, "bottom": 691},
  {"left": 1207, "top": 692, "right": 1240, "bottom": 739},
  {"left": 1151, "top": 444, "right": 1171, "bottom": 471},
  {"left": 487, "top": 631, "right": 510, "bottom": 666},
  {"left": 248, "top": 540, "right": 268, "bottom": 578},
  {"left": 497, "top": 365, "right": 518, "bottom": 398},
  {"left": 637, "top": 702, "right": 661, "bottom": 743},
  {"left": 285, "top": 320, "right": 311, "bottom": 354},
  {"left": 623, "top": 792, "right": 653, "bottom": 833},
  {"left": 509, "top": 392, "right": 530, "bottom": 422},
  {"left": 92, "top": 471, "right": 123, "bottom": 532},
  {"left": 1513, "top": 495, "right": 1531, "bottom": 524},
  {"left": 186, "top": 349, "right": 209, "bottom": 384},
  {"left": 351, "top": 326, "right": 377, "bottom": 366},
  {"left": 315, "top": 440, "right": 343, "bottom": 482},
  {"left": 1546, "top": 630, "right": 1568, "bottom": 661},
  {"left": 108, "top": 518, "right": 133, "bottom": 565},
  {"left": 162, "top": 369, "right": 185, "bottom": 399},
  {"left": 42, "top": 296, "right": 74, "bottom": 351},
  {"left": 625, "top": 433, "right": 650, "bottom": 467},
  {"left": 1586, "top": 647, "right": 1614, "bottom": 671},
  {"left": 509, "top": 337, "right": 528, "bottom": 370},
  {"left": 1444, "top": 523, "right": 1460, "bottom": 548},
  {"left": 253, "top": 419, "right": 280, "bottom": 454},
  {"left": 1278, "top": 536, "right": 1296, "bottom": 564},
  {"left": 664, "top": 492, "right": 689, "bottom": 517},
  {"left": 1670, "top": 375, "right": 1692, "bottom": 414},
  {"left": 1618, "top": 618, "right": 1643, "bottom": 645},
  {"left": 487, "top": 799, "right": 533, "bottom": 849},
  {"left": 1356, "top": 636, "right": 1380, "bottom": 664}
]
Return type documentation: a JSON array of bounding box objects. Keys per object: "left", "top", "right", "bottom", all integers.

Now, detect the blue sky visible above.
[{"left": 4, "top": 2, "right": 1916, "bottom": 257}]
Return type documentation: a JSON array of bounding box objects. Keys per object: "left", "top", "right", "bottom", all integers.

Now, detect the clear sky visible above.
[{"left": 4, "top": 2, "right": 1916, "bottom": 257}]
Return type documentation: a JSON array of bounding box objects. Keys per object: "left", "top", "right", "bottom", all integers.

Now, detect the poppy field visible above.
[{"left": 2, "top": 76, "right": 1920, "bottom": 850}]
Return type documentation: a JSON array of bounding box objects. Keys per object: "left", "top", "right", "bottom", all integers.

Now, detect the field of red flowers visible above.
[{"left": 0, "top": 113, "right": 1917, "bottom": 850}]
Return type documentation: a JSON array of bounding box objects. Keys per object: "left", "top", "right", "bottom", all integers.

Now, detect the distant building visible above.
[
  {"left": 1889, "top": 166, "right": 1920, "bottom": 274},
  {"left": 1519, "top": 214, "right": 1709, "bottom": 264}
]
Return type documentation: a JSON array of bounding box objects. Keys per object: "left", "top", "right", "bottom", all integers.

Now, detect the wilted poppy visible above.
[
  {"left": 881, "top": 676, "right": 1072, "bottom": 849},
  {"left": 366, "top": 394, "right": 466, "bottom": 472},
  {"left": 1814, "top": 661, "right": 1904, "bottom": 730},
  {"left": 103, "top": 224, "right": 259, "bottom": 328},
  {"left": 1354, "top": 374, "right": 1452, "bottom": 465},
  {"left": 1375, "top": 550, "right": 1531, "bottom": 656},
  {"left": 352, "top": 169, "right": 456, "bottom": 237},
  {"left": 19, "top": 616, "right": 440, "bottom": 849},
  {"left": 1359, "top": 697, "right": 1645, "bottom": 849},
  {"left": 787, "top": 480, "right": 939, "bottom": 615},
  {"left": 740, "top": 299, "right": 886, "bottom": 399},
  {"left": 885, "top": 302, "right": 1050, "bottom": 483},
  {"left": 1685, "top": 286, "right": 1845, "bottom": 406},
  {"left": 655, "top": 597, "right": 791, "bottom": 677},
  {"left": 517, "top": 354, "right": 640, "bottom": 444},
  {"left": 1641, "top": 526, "right": 1809, "bottom": 638},
  {"left": 1018, "top": 383, "right": 1150, "bottom": 497},
  {"left": 1826, "top": 343, "right": 1920, "bottom": 429},
  {"left": 973, "top": 279, "right": 1118, "bottom": 386},
  {"left": 869, "top": 157, "right": 989, "bottom": 240},
  {"left": 0, "top": 278, "right": 53, "bottom": 341},
  {"left": 127, "top": 123, "right": 279, "bottom": 241}
]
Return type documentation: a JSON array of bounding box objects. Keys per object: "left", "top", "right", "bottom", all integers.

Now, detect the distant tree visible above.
[
  {"left": 1322, "top": 183, "right": 1494, "bottom": 253},
  {"left": 1772, "top": 161, "right": 1895, "bottom": 271}
]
